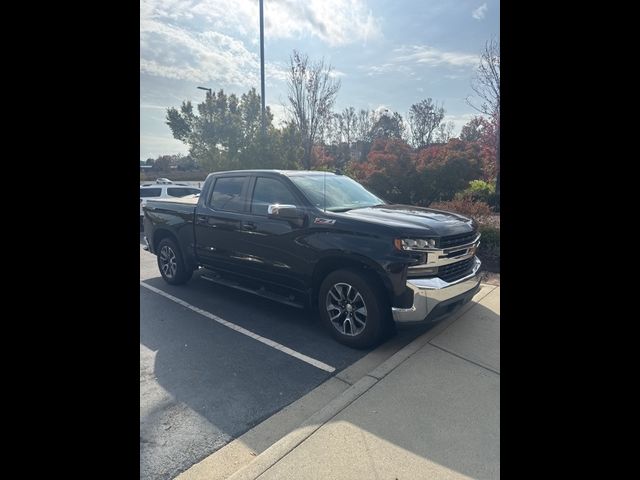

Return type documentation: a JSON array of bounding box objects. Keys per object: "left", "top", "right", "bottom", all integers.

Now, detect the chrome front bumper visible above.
[{"left": 392, "top": 256, "right": 482, "bottom": 324}]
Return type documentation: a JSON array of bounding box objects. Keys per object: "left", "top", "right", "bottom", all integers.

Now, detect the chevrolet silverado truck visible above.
[{"left": 142, "top": 170, "right": 481, "bottom": 348}]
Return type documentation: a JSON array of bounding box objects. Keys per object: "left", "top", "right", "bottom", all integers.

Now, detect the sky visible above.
[{"left": 140, "top": 0, "right": 499, "bottom": 161}]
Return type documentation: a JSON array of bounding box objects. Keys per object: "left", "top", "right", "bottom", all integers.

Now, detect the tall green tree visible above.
[
  {"left": 369, "top": 110, "right": 405, "bottom": 140},
  {"left": 166, "top": 87, "right": 275, "bottom": 171}
]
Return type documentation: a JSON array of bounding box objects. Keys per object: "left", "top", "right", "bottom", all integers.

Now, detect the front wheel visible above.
[
  {"left": 157, "top": 237, "right": 192, "bottom": 285},
  {"left": 318, "top": 269, "right": 391, "bottom": 349}
]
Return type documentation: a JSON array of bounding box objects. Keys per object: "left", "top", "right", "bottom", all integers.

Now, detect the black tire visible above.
[
  {"left": 318, "top": 269, "right": 391, "bottom": 349},
  {"left": 157, "top": 237, "right": 193, "bottom": 285}
]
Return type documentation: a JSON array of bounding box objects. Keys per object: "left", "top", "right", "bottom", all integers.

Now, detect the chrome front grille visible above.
[
  {"left": 437, "top": 257, "right": 475, "bottom": 282},
  {"left": 439, "top": 231, "right": 479, "bottom": 249}
]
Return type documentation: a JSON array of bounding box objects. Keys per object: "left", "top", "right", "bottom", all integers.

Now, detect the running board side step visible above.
[{"left": 200, "top": 272, "right": 304, "bottom": 309}]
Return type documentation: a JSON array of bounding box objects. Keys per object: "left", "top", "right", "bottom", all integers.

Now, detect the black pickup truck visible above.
[{"left": 143, "top": 170, "right": 481, "bottom": 348}]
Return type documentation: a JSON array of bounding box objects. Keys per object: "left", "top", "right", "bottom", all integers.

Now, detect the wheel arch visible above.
[{"left": 311, "top": 254, "right": 393, "bottom": 306}]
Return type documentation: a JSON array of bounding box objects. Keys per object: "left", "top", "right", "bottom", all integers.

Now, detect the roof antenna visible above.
[{"left": 323, "top": 170, "right": 326, "bottom": 213}]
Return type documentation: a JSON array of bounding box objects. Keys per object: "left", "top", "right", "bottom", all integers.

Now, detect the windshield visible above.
[{"left": 289, "top": 174, "right": 385, "bottom": 212}]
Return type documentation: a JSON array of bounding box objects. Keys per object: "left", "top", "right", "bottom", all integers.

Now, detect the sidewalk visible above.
[{"left": 230, "top": 285, "right": 500, "bottom": 480}]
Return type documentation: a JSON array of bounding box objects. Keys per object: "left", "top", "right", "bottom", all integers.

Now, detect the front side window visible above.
[
  {"left": 251, "top": 177, "right": 298, "bottom": 216},
  {"left": 209, "top": 177, "right": 246, "bottom": 212}
]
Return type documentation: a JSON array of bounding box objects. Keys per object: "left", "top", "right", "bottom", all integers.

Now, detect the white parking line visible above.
[{"left": 140, "top": 281, "right": 336, "bottom": 373}]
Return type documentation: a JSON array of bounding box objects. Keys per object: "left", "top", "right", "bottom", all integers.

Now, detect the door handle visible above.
[
  {"left": 196, "top": 215, "right": 209, "bottom": 224},
  {"left": 241, "top": 221, "right": 257, "bottom": 231}
]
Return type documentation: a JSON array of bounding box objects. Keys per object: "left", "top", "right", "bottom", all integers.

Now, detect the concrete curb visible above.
[{"left": 227, "top": 284, "right": 497, "bottom": 480}]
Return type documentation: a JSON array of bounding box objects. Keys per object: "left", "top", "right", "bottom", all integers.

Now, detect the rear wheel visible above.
[
  {"left": 157, "top": 237, "right": 192, "bottom": 285},
  {"left": 318, "top": 269, "right": 391, "bottom": 349}
]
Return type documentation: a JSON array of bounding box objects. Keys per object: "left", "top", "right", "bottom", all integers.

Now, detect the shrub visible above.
[
  {"left": 429, "top": 198, "right": 493, "bottom": 220},
  {"left": 478, "top": 225, "right": 500, "bottom": 254},
  {"left": 415, "top": 140, "right": 484, "bottom": 204},
  {"left": 352, "top": 138, "right": 419, "bottom": 204},
  {"left": 488, "top": 192, "right": 500, "bottom": 212},
  {"left": 477, "top": 224, "right": 500, "bottom": 272},
  {"left": 457, "top": 179, "right": 495, "bottom": 202}
]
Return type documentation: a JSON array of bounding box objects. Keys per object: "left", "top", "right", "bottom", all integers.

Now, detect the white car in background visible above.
[{"left": 140, "top": 180, "right": 201, "bottom": 225}]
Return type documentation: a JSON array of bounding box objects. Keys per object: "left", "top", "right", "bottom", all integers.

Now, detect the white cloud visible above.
[
  {"left": 362, "top": 63, "right": 413, "bottom": 76},
  {"left": 140, "top": 104, "right": 168, "bottom": 110},
  {"left": 143, "top": 0, "right": 381, "bottom": 47},
  {"left": 361, "top": 45, "right": 478, "bottom": 78},
  {"left": 394, "top": 45, "right": 479, "bottom": 67},
  {"left": 140, "top": 16, "right": 291, "bottom": 87},
  {"left": 140, "top": 17, "right": 260, "bottom": 85},
  {"left": 269, "top": 0, "right": 382, "bottom": 46},
  {"left": 265, "top": 62, "right": 291, "bottom": 83},
  {"left": 472, "top": 3, "right": 488, "bottom": 20}
]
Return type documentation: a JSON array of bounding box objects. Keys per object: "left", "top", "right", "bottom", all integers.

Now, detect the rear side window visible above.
[
  {"left": 209, "top": 177, "right": 246, "bottom": 212},
  {"left": 251, "top": 177, "right": 298, "bottom": 216},
  {"left": 167, "top": 187, "right": 201, "bottom": 197},
  {"left": 140, "top": 188, "right": 161, "bottom": 198}
]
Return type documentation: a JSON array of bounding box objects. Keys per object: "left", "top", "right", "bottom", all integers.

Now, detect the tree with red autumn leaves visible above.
[
  {"left": 350, "top": 138, "right": 418, "bottom": 204},
  {"left": 352, "top": 136, "right": 486, "bottom": 207},
  {"left": 415, "top": 139, "right": 484, "bottom": 204}
]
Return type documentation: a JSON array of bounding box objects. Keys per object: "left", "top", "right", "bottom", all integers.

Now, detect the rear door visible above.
[{"left": 193, "top": 175, "right": 250, "bottom": 272}]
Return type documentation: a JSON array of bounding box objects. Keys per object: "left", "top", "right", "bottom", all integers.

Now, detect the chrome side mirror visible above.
[{"left": 268, "top": 204, "right": 305, "bottom": 226}]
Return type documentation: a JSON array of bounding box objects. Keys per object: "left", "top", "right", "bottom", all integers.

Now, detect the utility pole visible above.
[{"left": 259, "top": 0, "right": 266, "bottom": 135}]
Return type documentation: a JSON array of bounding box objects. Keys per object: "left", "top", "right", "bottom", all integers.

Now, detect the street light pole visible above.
[
  {"left": 259, "top": 0, "right": 266, "bottom": 135},
  {"left": 197, "top": 86, "right": 212, "bottom": 97},
  {"left": 197, "top": 86, "right": 213, "bottom": 125}
]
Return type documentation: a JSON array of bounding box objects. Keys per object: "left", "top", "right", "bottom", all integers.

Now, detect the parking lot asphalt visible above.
[{"left": 139, "top": 233, "right": 427, "bottom": 480}]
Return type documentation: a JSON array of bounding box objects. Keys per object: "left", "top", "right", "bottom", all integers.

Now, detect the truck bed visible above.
[{"left": 146, "top": 195, "right": 199, "bottom": 207}]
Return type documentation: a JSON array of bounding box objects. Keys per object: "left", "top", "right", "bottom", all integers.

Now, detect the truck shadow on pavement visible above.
[
  {"left": 139, "top": 243, "right": 497, "bottom": 479},
  {"left": 140, "top": 271, "right": 432, "bottom": 480}
]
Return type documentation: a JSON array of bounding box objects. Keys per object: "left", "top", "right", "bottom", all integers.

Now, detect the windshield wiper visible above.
[{"left": 328, "top": 207, "right": 355, "bottom": 212}]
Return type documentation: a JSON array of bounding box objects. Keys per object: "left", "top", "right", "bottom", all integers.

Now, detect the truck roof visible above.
[{"left": 208, "top": 169, "right": 338, "bottom": 177}]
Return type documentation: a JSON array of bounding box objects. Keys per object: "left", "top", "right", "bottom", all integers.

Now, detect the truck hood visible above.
[{"left": 338, "top": 204, "right": 475, "bottom": 237}]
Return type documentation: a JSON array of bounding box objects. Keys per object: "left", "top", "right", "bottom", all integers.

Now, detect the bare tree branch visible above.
[
  {"left": 467, "top": 37, "right": 500, "bottom": 118},
  {"left": 467, "top": 37, "right": 500, "bottom": 194},
  {"left": 286, "top": 50, "right": 341, "bottom": 169},
  {"left": 408, "top": 98, "right": 445, "bottom": 148}
]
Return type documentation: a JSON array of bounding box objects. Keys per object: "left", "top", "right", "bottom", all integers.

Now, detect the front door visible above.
[{"left": 238, "top": 175, "right": 310, "bottom": 294}]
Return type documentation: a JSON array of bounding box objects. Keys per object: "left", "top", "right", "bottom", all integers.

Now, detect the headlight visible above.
[{"left": 394, "top": 238, "right": 436, "bottom": 251}]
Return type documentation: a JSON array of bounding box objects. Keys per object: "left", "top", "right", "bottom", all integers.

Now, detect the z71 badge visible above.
[{"left": 314, "top": 218, "right": 336, "bottom": 225}]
